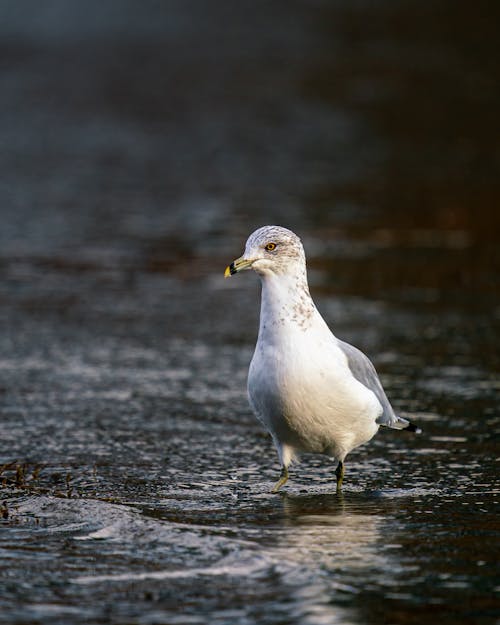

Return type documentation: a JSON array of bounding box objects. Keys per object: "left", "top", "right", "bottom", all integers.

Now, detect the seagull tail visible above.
[
  {"left": 395, "top": 415, "right": 422, "bottom": 434},
  {"left": 380, "top": 414, "right": 422, "bottom": 434},
  {"left": 403, "top": 421, "right": 422, "bottom": 434}
]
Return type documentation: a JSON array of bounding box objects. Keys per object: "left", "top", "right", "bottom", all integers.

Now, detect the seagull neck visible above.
[{"left": 258, "top": 271, "right": 317, "bottom": 336}]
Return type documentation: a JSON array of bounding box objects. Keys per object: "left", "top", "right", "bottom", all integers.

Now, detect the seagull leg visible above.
[
  {"left": 335, "top": 461, "right": 344, "bottom": 492},
  {"left": 272, "top": 466, "right": 289, "bottom": 493}
]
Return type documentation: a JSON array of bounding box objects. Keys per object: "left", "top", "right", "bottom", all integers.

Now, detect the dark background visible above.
[
  {"left": 1, "top": 0, "right": 499, "bottom": 304},
  {"left": 0, "top": 2, "right": 499, "bottom": 625}
]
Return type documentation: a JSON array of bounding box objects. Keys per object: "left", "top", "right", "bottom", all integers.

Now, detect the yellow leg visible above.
[
  {"left": 335, "top": 461, "right": 344, "bottom": 492},
  {"left": 272, "top": 466, "right": 289, "bottom": 493}
]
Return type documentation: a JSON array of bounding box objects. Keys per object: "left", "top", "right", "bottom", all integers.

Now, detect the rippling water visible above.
[
  {"left": 1, "top": 275, "right": 497, "bottom": 624},
  {"left": 1, "top": 1, "right": 499, "bottom": 624}
]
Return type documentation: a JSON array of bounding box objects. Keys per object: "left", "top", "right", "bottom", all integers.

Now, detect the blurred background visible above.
[
  {"left": 1, "top": 0, "right": 499, "bottom": 304},
  {"left": 0, "top": 2, "right": 499, "bottom": 625}
]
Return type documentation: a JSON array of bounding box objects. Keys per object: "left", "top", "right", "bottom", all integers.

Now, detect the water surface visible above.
[{"left": 0, "top": 2, "right": 499, "bottom": 624}]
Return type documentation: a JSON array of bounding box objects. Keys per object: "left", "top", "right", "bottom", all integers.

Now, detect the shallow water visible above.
[{"left": 1, "top": 2, "right": 499, "bottom": 624}]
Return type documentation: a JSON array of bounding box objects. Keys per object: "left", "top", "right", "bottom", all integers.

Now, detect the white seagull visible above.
[{"left": 225, "top": 225, "right": 420, "bottom": 492}]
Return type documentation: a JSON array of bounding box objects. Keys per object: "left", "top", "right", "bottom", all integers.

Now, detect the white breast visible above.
[{"left": 247, "top": 277, "right": 381, "bottom": 461}]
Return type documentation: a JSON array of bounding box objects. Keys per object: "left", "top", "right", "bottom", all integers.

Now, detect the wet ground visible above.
[{"left": 1, "top": 2, "right": 499, "bottom": 624}]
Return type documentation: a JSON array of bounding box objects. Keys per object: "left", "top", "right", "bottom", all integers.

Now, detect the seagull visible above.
[{"left": 224, "top": 225, "right": 420, "bottom": 492}]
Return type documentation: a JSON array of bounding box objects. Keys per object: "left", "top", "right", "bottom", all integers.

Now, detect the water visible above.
[{"left": 1, "top": 2, "right": 499, "bottom": 624}]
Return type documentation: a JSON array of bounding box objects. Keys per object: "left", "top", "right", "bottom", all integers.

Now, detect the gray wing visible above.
[{"left": 337, "top": 339, "right": 410, "bottom": 430}]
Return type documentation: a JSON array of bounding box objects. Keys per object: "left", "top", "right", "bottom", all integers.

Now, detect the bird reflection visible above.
[{"left": 275, "top": 491, "right": 392, "bottom": 573}]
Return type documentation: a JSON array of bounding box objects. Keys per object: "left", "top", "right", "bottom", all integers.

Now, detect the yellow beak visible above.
[{"left": 224, "top": 256, "right": 254, "bottom": 278}]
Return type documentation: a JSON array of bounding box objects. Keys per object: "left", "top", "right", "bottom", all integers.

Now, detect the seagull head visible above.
[{"left": 225, "top": 225, "right": 306, "bottom": 278}]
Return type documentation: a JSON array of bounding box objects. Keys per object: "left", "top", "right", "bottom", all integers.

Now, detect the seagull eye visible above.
[{"left": 265, "top": 242, "right": 277, "bottom": 251}]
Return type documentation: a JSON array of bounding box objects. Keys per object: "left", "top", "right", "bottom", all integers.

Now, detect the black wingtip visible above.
[{"left": 404, "top": 422, "right": 422, "bottom": 434}]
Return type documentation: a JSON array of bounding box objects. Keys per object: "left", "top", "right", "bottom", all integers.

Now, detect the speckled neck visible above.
[{"left": 257, "top": 264, "right": 317, "bottom": 340}]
